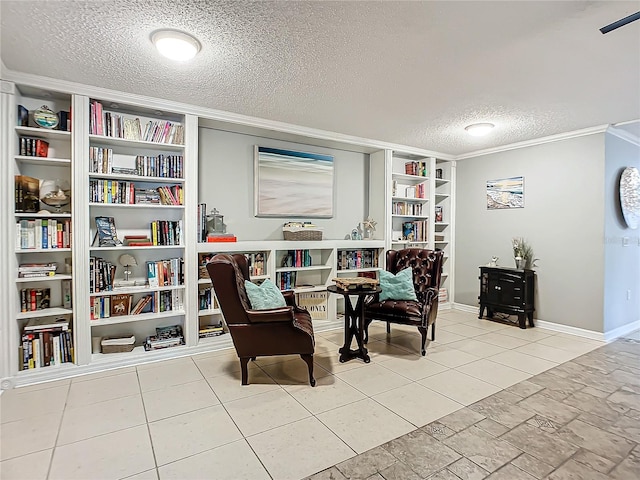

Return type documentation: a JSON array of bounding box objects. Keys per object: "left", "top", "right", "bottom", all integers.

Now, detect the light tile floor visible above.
[{"left": 0, "top": 310, "right": 633, "bottom": 480}]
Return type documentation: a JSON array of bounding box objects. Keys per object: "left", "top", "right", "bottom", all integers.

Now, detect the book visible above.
[
  {"left": 110, "top": 293, "right": 132, "bottom": 316},
  {"left": 94, "top": 216, "right": 122, "bottom": 246},
  {"left": 23, "top": 316, "right": 70, "bottom": 333},
  {"left": 130, "top": 295, "right": 152, "bottom": 315},
  {"left": 15, "top": 175, "right": 40, "bottom": 213}
]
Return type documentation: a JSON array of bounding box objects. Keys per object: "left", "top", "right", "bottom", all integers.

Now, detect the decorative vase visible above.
[{"left": 515, "top": 256, "right": 525, "bottom": 269}]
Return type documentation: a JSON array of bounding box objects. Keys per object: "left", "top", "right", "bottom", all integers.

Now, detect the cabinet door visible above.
[{"left": 487, "top": 272, "right": 523, "bottom": 307}]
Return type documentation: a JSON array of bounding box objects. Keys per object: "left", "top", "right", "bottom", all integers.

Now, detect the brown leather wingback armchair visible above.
[
  {"left": 364, "top": 249, "right": 443, "bottom": 356},
  {"left": 206, "top": 253, "right": 316, "bottom": 386}
]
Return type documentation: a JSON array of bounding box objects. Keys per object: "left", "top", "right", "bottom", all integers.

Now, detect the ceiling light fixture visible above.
[
  {"left": 465, "top": 123, "right": 495, "bottom": 137},
  {"left": 151, "top": 30, "right": 201, "bottom": 61}
]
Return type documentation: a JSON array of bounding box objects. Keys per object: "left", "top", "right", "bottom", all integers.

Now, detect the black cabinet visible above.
[{"left": 478, "top": 267, "right": 535, "bottom": 329}]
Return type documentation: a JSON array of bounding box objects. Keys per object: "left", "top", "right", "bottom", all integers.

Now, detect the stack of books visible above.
[
  {"left": 20, "top": 316, "right": 73, "bottom": 369},
  {"left": 199, "top": 323, "right": 224, "bottom": 339},
  {"left": 18, "top": 263, "right": 58, "bottom": 278},
  {"left": 144, "top": 325, "right": 184, "bottom": 351},
  {"left": 206, "top": 233, "right": 237, "bottom": 242},
  {"left": 124, "top": 235, "right": 152, "bottom": 246}
]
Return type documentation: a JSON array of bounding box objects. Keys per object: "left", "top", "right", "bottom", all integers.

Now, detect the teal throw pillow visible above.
[
  {"left": 379, "top": 268, "right": 418, "bottom": 302},
  {"left": 244, "top": 279, "right": 287, "bottom": 310}
]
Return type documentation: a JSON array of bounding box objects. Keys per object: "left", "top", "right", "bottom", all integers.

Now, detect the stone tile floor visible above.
[{"left": 307, "top": 335, "right": 640, "bottom": 480}]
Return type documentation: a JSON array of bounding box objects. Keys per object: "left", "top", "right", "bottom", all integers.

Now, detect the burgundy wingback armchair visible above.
[
  {"left": 364, "top": 249, "right": 443, "bottom": 356},
  {"left": 206, "top": 253, "right": 316, "bottom": 386}
]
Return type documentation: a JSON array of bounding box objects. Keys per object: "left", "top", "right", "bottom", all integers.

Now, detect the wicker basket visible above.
[{"left": 283, "top": 228, "right": 323, "bottom": 241}]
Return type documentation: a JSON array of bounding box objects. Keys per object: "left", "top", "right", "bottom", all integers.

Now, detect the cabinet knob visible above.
[{"left": 494, "top": 285, "right": 501, "bottom": 290}]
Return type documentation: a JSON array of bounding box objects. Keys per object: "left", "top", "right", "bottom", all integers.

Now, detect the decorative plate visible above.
[
  {"left": 33, "top": 105, "right": 59, "bottom": 129},
  {"left": 619, "top": 166, "right": 640, "bottom": 229}
]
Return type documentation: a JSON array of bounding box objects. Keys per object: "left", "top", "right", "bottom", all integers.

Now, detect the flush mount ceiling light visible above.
[
  {"left": 465, "top": 123, "right": 495, "bottom": 137},
  {"left": 151, "top": 30, "right": 201, "bottom": 61}
]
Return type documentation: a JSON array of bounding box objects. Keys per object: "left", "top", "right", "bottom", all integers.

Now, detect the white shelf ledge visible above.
[
  {"left": 90, "top": 284, "right": 185, "bottom": 297},
  {"left": 17, "top": 274, "right": 72, "bottom": 283},
  {"left": 89, "top": 134, "right": 185, "bottom": 151},
  {"left": 89, "top": 309, "right": 185, "bottom": 326},
  {"left": 15, "top": 156, "right": 71, "bottom": 166},
  {"left": 16, "top": 126, "right": 71, "bottom": 140},
  {"left": 89, "top": 172, "right": 185, "bottom": 183},
  {"left": 17, "top": 307, "right": 73, "bottom": 320}
]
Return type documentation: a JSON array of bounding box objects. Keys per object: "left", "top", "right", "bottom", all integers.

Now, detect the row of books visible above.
[
  {"left": 89, "top": 100, "right": 184, "bottom": 145},
  {"left": 19, "top": 316, "right": 73, "bottom": 370},
  {"left": 405, "top": 161, "right": 428, "bottom": 177},
  {"left": 144, "top": 324, "right": 185, "bottom": 351},
  {"left": 17, "top": 105, "right": 70, "bottom": 132},
  {"left": 89, "top": 256, "right": 116, "bottom": 293},
  {"left": 18, "top": 262, "right": 57, "bottom": 278},
  {"left": 281, "top": 249, "right": 313, "bottom": 268},
  {"left": 276, "top": 271, "right": 297, "bottom": 291},
  {"left": 89, "top": 148, "right": 184, "bottom": 179},
  {"left": 19, "top": 288, "right": 51, "bottom": 312},
  {"left": 88, "top": 180, "right": 183, "bottom": 205},
  {"left": 402, "top": 220, "right": 428, "bottom": 242},
  {"left": 19, "top": 137, "right": 49, "bottom": 157},
  {"left": 198, "top": 287, "right": 219, "bottom": 311},
  {"left": 16, "top": 219, "right": 72, "bottom": 250},
  {"left": 147, "top": 258, "right": 185, "bottom": 287},
  {"left": 91, "top": 289, "right": 184, "bottom": 320},
  {"left": 392, "top": 201, "right": 424, "bottom": 216},
  {"left": 337, "top": 249, "right": 380, "bottom": 270},
  {"left": 150, "top": 220, "right": 182, "bottom": 246},
  {"left": 403, "top": 184, "right": 427, "bottom": 199}
]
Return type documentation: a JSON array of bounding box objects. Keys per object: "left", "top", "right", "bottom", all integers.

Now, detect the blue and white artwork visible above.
[
  {"left": 255, "top": 146, "right": 334, "bottom": 217},
  {"left": 487, "top": 176, "right": 524, "bottom": 209}
]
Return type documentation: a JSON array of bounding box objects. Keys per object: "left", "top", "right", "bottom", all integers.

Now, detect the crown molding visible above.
[
  {"left": 607, "top": 124, "right": 640, "bottom": 147},
  {"left": 1, "top": 67, "right": 456, "bottom": 160},
  {"left": 455, "top": 125, "right": 609, "bottom": 160}
]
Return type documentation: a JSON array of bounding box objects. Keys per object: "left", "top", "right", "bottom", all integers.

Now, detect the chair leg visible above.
[
  {"left": 431, "top": 321, "right": 436, "bottom": 341},
  {"left": 239, "top": 357, "right": 250, "bottom": 385},
  {"left": 301, "top": 354, "right": 316, "bottom": 387},
  {"left": 386, "top": 322, "right": 391, "bottom": 334},
  {"left": 418, "top": 327, "right": 428, "bottom": 356}
]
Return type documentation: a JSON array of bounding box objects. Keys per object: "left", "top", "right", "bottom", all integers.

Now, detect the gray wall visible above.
[
  {"left": 454, "top": 134, "right": 606, "bottom": 332},
  {"left": 198, "top": 127, "right": 369, "bottom": 240},
  {"left": 603, "top": 131, "right": 640, "bottom": 333}
]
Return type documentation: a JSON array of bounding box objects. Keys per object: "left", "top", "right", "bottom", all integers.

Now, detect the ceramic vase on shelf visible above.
[{"left": 515, "top": 256, "right": 525, "bottom": 269}]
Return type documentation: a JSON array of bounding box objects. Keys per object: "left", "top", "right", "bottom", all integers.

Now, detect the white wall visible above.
[
  {"left": 454, "top": 134, "right": 606, "bottom": 332},
  {"left": 603, "top": 130, "right": 640, "bottom": 334},
  {"left": 198, "top": 127, "right": 369, "bottom": 240}
]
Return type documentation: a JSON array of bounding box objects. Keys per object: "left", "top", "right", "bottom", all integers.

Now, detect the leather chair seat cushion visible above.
[{"left": 365, "top": 299, "right": 423, "bottom": 323}]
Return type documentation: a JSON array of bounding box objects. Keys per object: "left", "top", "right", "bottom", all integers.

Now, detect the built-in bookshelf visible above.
[
  {"left": 6, "top": 85, "right": 76, "bottom": 380},
  {"left": 434, "top": 159, "right": 455, "bottom": 306},
  {"left": 1, "top": 74, "right": 454, "bottom": 390},
  {"left": 83, "top": 98, "right": 192, "bottom": 363}
]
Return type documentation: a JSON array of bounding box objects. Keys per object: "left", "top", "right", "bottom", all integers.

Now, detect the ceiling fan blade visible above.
[{"left": 600, "top": 11, "right": 640, "bottom": 34}]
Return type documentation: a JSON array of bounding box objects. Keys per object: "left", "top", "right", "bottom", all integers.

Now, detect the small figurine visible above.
[{"left": 490, "top": 256, "right": 498, "bottom": 267}]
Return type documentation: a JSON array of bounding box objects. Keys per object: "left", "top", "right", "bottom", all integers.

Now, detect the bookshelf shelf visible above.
[
  {"left": 391, "top": 173, "right": 429, "bottom": 183},
  {"left": 88, "top": 134, "right": 185, "bottom": 151},
  {"left": 391, "top": 240, "right": 429, "bottom": 245},
  {"left": 15, "top": 126, "right": 71, "bottom": 140},
  {"left": 436, "top": 178, "right": 451, "bottom": 186},
  {"left": 16, "top": 248, "right": 73, "bottom": 254},
  {"left": 336, "top": 267, "right": 381, "bottom": 274},
  {"left": 90, "top": 284, "right": 185, "bottom": 297},
  {"left": 16, "top": 274, "right": 73, "bottom": 283},
  {"left": 434, "top": 222, "right": 450, "bottom": 227},
  {"left": 391, "top": 214, "right": 429, "bottom": 219},
  {"left": 89, "top": 309, "right": 185, "bottom": 327},
  {"left": 88, "top": 172, "right": 185, "bottom": 184},
  {"left": 198, "top": 278, "right": 211, "bottom": 285},
  {"left": 275, "top": 265, "right": 333, "bottom": 273},
  {"left": 392, "top": 196, "right": 429, "bottom": 202},
  {"left": 292, "top": 285, "right": 328, "bottom": 294},
  {"left": 89, "top": 245, "right": 183, "bottom": 251},
  {"left": 198, "top": 308, "right": 221, "bottom": 317},
  {"left": 15, "top": 212, "right": 72, "bottom": 218},
  {"left": 15, "top": 156, "right": 71, "bottom": 166},
  {"left": 89, "top": 203, "right": 184, "bottom": 209},
  {"left": 17, "top": 307, "right": 73, "bottom": 320}
]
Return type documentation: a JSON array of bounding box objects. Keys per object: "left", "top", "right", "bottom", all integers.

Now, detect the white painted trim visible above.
[
  {"left": 452, "top": 302, "right": 478, "bottom": 314},
  {"left": 603, "top": 320, "right": 640, "bottom": 342},
  {"left": 1, "top": 68, "right": 455, "bottom": 161},
  {"left": 607, "top": 125, "right": 640, "bottom": 147},
  {"left": 534, "top": 319, "right": 605, "bottom": 341},
  {"left": 455, "top": 125, "right": 609, "bottom": 160}
]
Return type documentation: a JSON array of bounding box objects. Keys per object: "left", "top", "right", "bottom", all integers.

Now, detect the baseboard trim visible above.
[
  {"left": 452, "top": 303, "right": 478, "bottom": 314},
  {"left": 603, "top": 320, "right": 640, "bottom": 342},
  {"left": 451, "top": 303, "right": 612, "bottom": 341}
]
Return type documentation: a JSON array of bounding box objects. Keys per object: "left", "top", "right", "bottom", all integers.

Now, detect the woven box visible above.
[
  {"left": 283, "top": 227, "right": 323, "bottom": 241},
  {"left": 101, "top": 336, "right": 135, "bottom": 354}
]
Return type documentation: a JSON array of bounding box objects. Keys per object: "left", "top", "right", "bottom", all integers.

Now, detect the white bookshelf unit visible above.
[{"left": 0, "top": 74, "right": 454, "bottom": 390}]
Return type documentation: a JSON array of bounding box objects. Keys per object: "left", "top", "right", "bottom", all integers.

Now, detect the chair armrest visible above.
[
  {"left": 282, "top": 290, "right": 296, "bottom": 307},
  {"left": 246, "top": 307, "right": 295, "bottom": 323}
]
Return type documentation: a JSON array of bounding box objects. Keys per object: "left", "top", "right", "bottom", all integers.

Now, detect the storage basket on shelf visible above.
[
  {"left": 100, "top": 335, "right": 135, "bottom": 354},
  {"left": 282, "top": 223, "right": 323, "bottom": 241}
]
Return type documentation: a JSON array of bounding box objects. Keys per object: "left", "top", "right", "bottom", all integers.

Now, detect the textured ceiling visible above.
[{"left": 1, "top": 0, "right": 639, "bottom": 156}]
